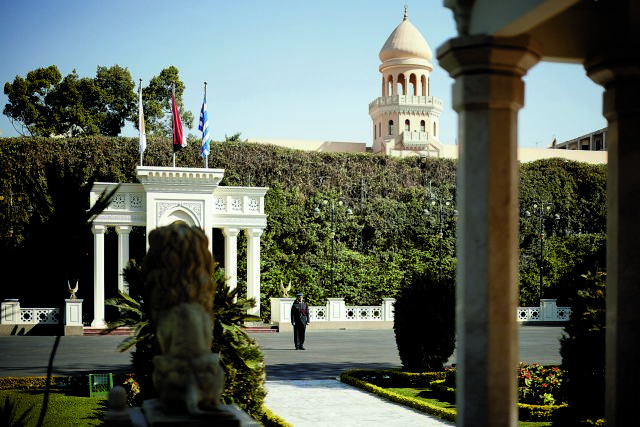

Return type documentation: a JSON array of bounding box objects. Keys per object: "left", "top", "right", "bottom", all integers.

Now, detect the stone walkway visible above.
[{"left": 265, "top": 379, "right": 455, "bottom": 427}]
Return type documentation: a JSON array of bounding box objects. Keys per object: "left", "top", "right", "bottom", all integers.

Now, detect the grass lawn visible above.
[
  {"left": 387, "top": 387, "right": 552, "bottom": 427},
  {"left": 0, "top": 390, "right": 107, "bottom": 426}
]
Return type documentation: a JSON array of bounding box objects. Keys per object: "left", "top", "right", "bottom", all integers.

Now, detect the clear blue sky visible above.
[{"left": 0, "top": 0, "right": 607, "bottom": 147}]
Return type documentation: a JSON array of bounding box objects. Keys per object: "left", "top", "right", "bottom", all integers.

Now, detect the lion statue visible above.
[{"left": 143, "top": 222, "right": 224, "bottom": 415}]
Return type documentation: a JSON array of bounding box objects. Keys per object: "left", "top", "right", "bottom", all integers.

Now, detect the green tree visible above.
[
  {"left": 3, "top": 65, "right": 136, "bottom": 137},
  {"left": 3, "top": 65, "right": 62, "bottom": 136},
  {"left": 48, "top": 70, "right": 102, "bottom": 136},
  {"left": 94, "top": 65, "right": 137, "bottom": 136},
  {"left": 141, "top": 66, "right": 193, "bottom": 136}
]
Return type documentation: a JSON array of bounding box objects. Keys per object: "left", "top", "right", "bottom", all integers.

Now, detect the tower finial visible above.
[{"left": 403, "top": 5, "right": 408, "bottom": 21}]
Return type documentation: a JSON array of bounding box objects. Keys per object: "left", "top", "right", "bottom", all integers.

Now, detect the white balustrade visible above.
[{"left": 517, "top": 299, "right": 571, "bottom": 322}]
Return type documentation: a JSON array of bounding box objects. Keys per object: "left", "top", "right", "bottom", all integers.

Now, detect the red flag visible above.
[{"left": 172, "top": 89, "right": 186, "bottom": 153}]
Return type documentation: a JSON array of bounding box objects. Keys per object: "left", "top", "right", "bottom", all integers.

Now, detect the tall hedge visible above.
[{"left": 0, "top": 137, "right": 607, "bottom": 319}]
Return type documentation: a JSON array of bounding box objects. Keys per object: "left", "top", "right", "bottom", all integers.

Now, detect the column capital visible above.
[
  {"left": 437, "top": 35, "right": 542, "bottom": 79},
  {"left": 92, "top": 224, "right": 107, "bottom": 234},
  {"left": 115, "top": 225, "right": 132, "bottom": 234},
  {"left": 222, "top": 227, "right": 240, "bottom": 238},
  {"left": 585, "top": 52, "right": 640, "bottom": 89},
  {"left": 245, "top": 228, "right": 264, "bottom": 238}
]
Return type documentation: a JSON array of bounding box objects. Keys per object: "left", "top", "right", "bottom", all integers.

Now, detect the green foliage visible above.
[
  {"left": 0, "top": 138, "right": 608, "bottom": 317},
  {"left": 3, "top": 65, "right": 136, "bottom": 137},
  {"left": 517, "top": 363, "right": 563, "bottom": 406},
  {"left": 393, "top": 271, "right": 456, "bottom": 372},
  {"left": 104, "top": 262, "right": 266, "bottom": 417},
  {"left": 558, "top": 271, "right": 606, "bottom": 424},
  {"left": 211, "top": 268, "right": 266, "bottom": 417},
  {"left": 3, "top": 65, "right": 62, "bottom": 136},
  {"left": 141, "top": 66, "right": 194, "bottom": 136}
]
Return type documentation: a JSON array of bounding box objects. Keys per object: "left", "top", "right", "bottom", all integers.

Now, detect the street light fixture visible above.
[
  {"left": 524, "top": 202, "right": 560, "bottom": 302},
  {"left": 423, "top": 182, "right": 457, "bottom": 279},
  {"left": 313, "top": 198, "right": 352, "bottom": 298}
]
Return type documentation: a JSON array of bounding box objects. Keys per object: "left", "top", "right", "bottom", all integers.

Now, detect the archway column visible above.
[
  {"left": 116, "top": 225, "right": 131, "bottom": 294},
  {"left": 437, "top": 35, "right": 542, "bottom": 427},
  {"left": 246, "top": 228, "right": 263, "bottom": 316},
  {"left": 586, "top": 54, "right": 640, "bottom": 425},
  {"left": 222, "top": 227, "right": 240, "bottom": 294},
  {"left": 92, "top": 224, "right": 107, "bottom": 328}
]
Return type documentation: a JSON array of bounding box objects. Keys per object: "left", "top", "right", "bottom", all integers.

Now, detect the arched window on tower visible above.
[
  {"left": 433, "top": 122, "right": 437, "bottom": 137},
  {"left": 387, "top": 75, "right": 394, "bottom": 96},
  {"left": 409, "top": 74, "right": 418, "bottom": 96},
  {"left": 405, "top": 119, "right": 410, "bottom": 132},
  {"left": 421, "top": 75, "right": 427, "bottom": 96},
  {"left": 388, "top": 120, "right": 394, "bottom": 135},
  {"left": 420, "top": 120, "right": 426, "bottom": 132}
]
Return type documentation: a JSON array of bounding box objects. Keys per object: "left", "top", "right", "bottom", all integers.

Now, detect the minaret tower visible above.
[{"left": 369, "top": 7, "right": 443, "bottom": 156}]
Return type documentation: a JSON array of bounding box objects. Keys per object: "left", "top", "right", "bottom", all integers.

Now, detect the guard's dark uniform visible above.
[{"left": 291, "top": 297, "right": 310, "bottom": 350}]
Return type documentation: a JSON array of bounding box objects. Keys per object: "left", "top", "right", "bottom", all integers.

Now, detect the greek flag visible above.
[{"left": 199, "top": 94, "right": 210, "bottom": 158}]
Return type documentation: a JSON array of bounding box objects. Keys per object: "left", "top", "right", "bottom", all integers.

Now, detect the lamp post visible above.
[
  {"left": 525, "top": 202, "right": 560, "bottom": 302},
  {"left": 313, "top": 198, "right": 352, "bottom": 298},
  {"left": 423, "top": 182, "right": 457, "bottom": 279}
]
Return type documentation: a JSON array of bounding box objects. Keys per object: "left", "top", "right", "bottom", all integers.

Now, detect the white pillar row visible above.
[
  {"left": 245, "top": 228, "right": 263, "bottom": 317},
  {"left": 92, "top": 224, "right": 107, "bottom": 328},
  {"left": 222, "top": 227, "right": 240, "bottom": 294},
  {"left": 438, "top": 35, "right": 541, "bottom": 427},
  {"left": 116, "top": 225, "right": 131, "bottom": 294}
]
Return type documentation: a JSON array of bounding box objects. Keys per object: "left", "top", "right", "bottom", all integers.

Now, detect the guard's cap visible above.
[{"left": 296, "top": 293, "right": 303, "bottom": 296}]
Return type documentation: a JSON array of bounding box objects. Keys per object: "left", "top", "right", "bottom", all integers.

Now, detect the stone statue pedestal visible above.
[{"left": 124, "top": 399, "right": 259, "bottom": 427}]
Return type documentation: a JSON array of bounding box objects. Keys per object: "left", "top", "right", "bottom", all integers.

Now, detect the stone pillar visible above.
[
  {"left": 1, "top": 299, "right": 20, "bottom": 324},
  {"left": 586, "top": 53, "right": 640, "bottom": 425},
  {"left": 540, "top": 299, "right": 557, "bottom": 321},
  {"left": 382, "top": 298, "right": 395, "bottom": 321},
  {"left": 92, "top": 224, "right": 107, "bottom": 328},
  {"left": 328, "top": 298, "right": 345, "bottom": 321},
  {"left": 64, "top": 299, "right": 84, "bottom": 335},
  {"left": 222, "top": 228, "right": 240, "bottom": 293},
  {"left": 116, "top": 225, "right": 131, "bottom": 294},
  {"left": 437, "top": 35, "right": 541, "bottom": 427},
  {"left": 245, "top": 228, "right": 263, "bottom": 317}
]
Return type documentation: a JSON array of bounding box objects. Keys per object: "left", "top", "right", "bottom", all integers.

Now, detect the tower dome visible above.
[{"left": 379, "top": 8, "right": 432, "bottom": 63}]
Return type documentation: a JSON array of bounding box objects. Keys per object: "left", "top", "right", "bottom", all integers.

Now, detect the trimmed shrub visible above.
[
  {"left": 393, "top": 270, "right": 455, "bottom": 372},
  {"left": 558, "top": 271, "right": 606, "bottom": 425}
]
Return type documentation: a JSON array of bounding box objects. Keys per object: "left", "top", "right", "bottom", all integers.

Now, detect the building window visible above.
[
  {"left": 433, "top": 122, "right": 437, "bottom": 137},
  {"left": 388, "top": 120, "right": 394, "bottom": 135},
  {"left": 405, "top": 119, "right": 410, "bottom": 132},
  {"left": 420, "top": 120, "right": 426, "bottom": 132}
]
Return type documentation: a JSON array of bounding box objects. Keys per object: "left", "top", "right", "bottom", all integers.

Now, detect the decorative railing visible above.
[
  {"left": 517, "top": 299, "right": 571, "bottom": 322},
  {"left": 272, "top": 297, "right": 395, "bottom": 326},
  {"left": 1, "top": 299, "right": 83, "bottom": 329},
  {"left": 19, "top": 307, "right": 60, "bottom": 324}
]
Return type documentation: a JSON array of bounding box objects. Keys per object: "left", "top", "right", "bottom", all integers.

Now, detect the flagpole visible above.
[
  {"left": 139, "top": 78, "right": 144, "bottom": 166},
  {"left": 204, "top": 82, "right": 208, "bottom": 169},
  {"left": 172, "top": 84, "right": 176, "bottom": 168}
]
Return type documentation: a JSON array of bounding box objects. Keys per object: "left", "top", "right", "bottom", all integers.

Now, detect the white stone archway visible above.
[{"left": 89, "top": 166, "right": 268, "bottom": 327}]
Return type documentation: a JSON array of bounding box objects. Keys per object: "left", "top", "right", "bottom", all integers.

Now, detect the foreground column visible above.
[
  {"left": 92, "top": 224, "right": 107, "bottom": 328},
  {"left": 245, "top": 228, "right": 263, "bottom": 317},
  {"left": 437, "top": 35, "right": 541, "bottom": 427},
  {"left": 222, "top": 227, "right": 239, "bottom": 293},
  {"left": 587, "top": 54, "right": 640, "bottom": 426}
]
